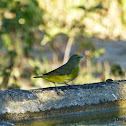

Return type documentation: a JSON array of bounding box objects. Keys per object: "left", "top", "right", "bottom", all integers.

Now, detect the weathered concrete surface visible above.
[
  {"left": 0, "top": 121, "right": 15, "bottom": 126},
  {"left": 0, "top": 80, "right": 126, "bottom": 122}
]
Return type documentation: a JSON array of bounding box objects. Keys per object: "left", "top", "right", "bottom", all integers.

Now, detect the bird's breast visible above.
[{"left": 70, "top": 65, "right": 79, "bottom": 80}]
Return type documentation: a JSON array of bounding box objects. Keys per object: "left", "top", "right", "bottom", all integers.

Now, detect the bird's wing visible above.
[{"left": 43, "top": 65, "right": 74, "bottom": 76}]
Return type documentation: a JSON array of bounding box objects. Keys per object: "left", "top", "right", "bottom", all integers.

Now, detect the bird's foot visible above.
[
  {"left": 65, "top": 83, "right": 79, "bottom": 89},
  {"left": 70, "top": 85, "right": 79, "bottom": 89},
  {"left": 54, "top": 83, "right": 63, "bottom": 95},
  {"left": 55, "top": 88, "right": 65, "bottom": 96},
  {"left": 56, "top": 89, "right": 61, "bottom": 95}
]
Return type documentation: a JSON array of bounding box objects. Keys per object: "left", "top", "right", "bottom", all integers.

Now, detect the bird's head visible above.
[{"left": 67, "top": 54, "right": 83, "bottom": 66}]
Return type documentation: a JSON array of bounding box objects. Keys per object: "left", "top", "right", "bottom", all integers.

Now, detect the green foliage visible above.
[
  {"left": 0, "top": 0, "right": 43, "bottom": 50},
  {"left": 110, "top": 64, "right": 125, "bottom": 77},
  {"left": 0, "top": 0, "right": 44, "bottom": 89}
]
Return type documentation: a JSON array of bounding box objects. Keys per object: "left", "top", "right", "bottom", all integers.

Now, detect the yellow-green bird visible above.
[{"left": 34, "top": 54, "right": 83, "bottom": 93}]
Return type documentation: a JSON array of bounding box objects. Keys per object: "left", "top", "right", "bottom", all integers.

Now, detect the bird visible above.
[{"left": 33, "top": 54, "right": 83, "bottom": 94}]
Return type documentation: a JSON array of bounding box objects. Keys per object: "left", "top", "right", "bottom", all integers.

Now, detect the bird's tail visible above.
[{"left": 33, "top": 76, "right": 43, "bottom": 78}]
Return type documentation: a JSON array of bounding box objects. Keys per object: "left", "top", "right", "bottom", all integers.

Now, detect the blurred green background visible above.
[{"left": 0, "top": 0, "right": 126, "bottom": 90}]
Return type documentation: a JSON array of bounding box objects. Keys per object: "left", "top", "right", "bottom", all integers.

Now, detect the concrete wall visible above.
[{"left": 0, "top": 79, "right": 126, "bottom": 122}]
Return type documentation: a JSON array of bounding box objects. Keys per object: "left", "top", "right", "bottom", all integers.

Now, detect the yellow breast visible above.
[{"left": 69, "top": 65, "right": 79, "bottom": 81}]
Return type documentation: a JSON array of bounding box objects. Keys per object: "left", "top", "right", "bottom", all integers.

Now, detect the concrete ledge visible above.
[
  {"left": 0, "top": 121, "right": 15, "bottom": 126},
  {"left": 0, "top": 79, "right": 126, "bottom": 122}
]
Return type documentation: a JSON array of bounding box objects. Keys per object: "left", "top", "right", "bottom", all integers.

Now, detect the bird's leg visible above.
[
  {"left": 53, "top": 83, "right": 60, "bottom": 95},
  {"left": 64, "top": 83, "right": 76, "bottom": 88}
]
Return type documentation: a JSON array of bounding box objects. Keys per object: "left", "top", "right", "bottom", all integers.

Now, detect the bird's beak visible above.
[{"left": 80, "top": 55, "right": 83, "bottom": 58}]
